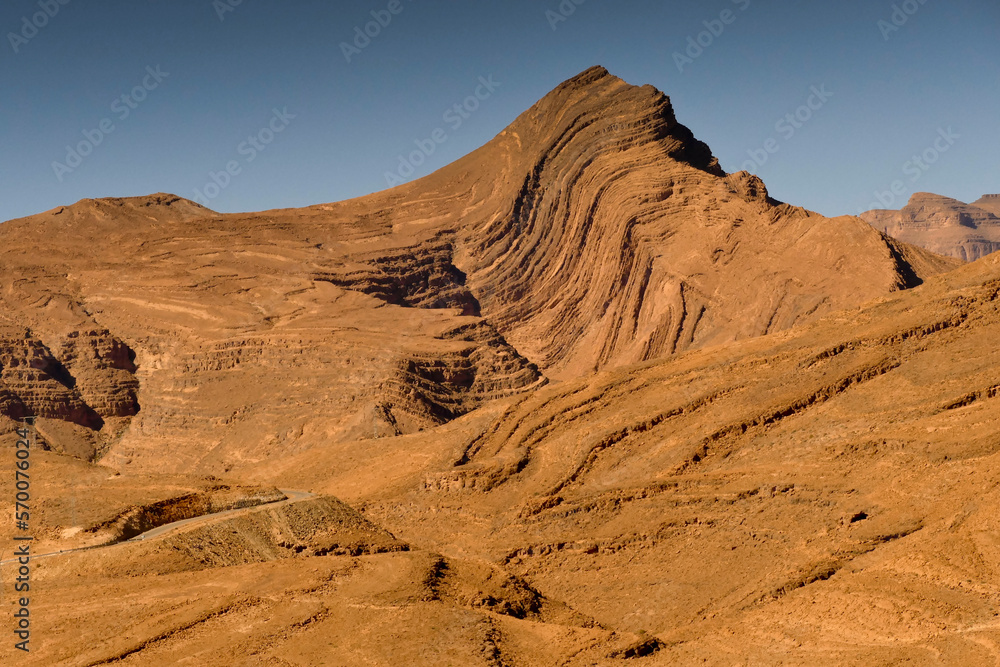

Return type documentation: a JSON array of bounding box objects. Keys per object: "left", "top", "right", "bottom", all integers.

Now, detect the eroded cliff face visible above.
[
  {"left": 862, "top": 192, "right": 1000, "bottom": 262},
  {"left": 0, "top": 326, "right": 99, "bottom": 427},
  {"left": 0, "top": 67, "right": 957, "bottom": 472},
  {"left": 0, "top": 323, "right": 138, "bottom": 458}
]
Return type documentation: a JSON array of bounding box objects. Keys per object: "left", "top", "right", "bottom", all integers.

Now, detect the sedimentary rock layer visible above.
[{"left": 0, "top": 67, "right": 957, "bottom": 472}]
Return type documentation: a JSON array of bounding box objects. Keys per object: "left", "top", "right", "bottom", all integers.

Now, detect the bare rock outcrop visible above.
[
  {"left": 5, "top": 66, "right": 1000, "bottom": 666},
  {"left": 862, "top": 192, "right": 1000, "bottom": 261},
  {"left": 0, "top": 324, "right": 138, "bottom": 432}
]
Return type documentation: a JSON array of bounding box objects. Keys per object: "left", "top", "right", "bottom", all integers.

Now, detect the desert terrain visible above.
[{"left": 2, "top": 67, "right": 998, "bottom": 666}]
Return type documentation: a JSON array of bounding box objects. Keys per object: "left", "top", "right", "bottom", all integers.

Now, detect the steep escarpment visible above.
[
  {"left": 0, "top": 325, "right": 100, "bottom": 428},
  {"left": 297, "top": 67, "right": 957, "bottom": 380},
  {"left": 314, "top": 237, "right": 481, "bottom": 315},
  {"left": 862, "top": 192, "right": 1000, "bottom": 261},
  {"left": 56, "top": 329, "right": 140, "bottom": 418},
  {"left": 381, "top": 319, "right": 546, "bottom": 431}
]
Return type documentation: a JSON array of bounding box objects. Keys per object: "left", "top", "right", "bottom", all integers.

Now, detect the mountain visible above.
[
  {"left": 0, "top": 67, "right": 987, "bottom": 665},
  {"left": 972, "top": 193, "right": 1000, "bottom": 216},
  {"left": 861, "top": 192, "right": 1000, "bottom": 261},
  {"left": 0, "top": 67, "right": 957, "bottom": 474}
]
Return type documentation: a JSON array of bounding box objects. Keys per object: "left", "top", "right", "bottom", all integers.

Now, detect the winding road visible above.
[{"left": 0, "top": 488, "right": 315, "bottom": 566}]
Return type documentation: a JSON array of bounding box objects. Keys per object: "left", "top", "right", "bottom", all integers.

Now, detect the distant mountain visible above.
[
  {"left": 972, "top": 193, "right": 1000, "bottom": 217},
  {"left": 861, "top": 192, "right": 1000, "bottom": 261}
]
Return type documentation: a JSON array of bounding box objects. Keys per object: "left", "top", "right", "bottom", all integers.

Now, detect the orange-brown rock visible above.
[
  {"left": 1, "top": 67, "right": 994, "bottom": 666},
  {"left": 862, "top": 191, "right": 1000, "bottom": 261},
  {"left": 262, "top": 250, "right": 1000, "bottom": 665},
  {"left": 0, "top": 68, "right": 957, "bottom": 473},
  {"left": 972, "top": 193, "right": 1000, "bottom": 216}
]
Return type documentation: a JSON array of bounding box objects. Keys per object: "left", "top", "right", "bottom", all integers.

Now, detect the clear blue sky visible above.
[{"left": 2, "top": 0, "right": 997, "bottom": 222}]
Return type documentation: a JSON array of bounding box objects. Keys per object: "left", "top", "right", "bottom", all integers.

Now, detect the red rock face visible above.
[{"left": 862, "top": 192, "right": 1000, "bottom": 262}]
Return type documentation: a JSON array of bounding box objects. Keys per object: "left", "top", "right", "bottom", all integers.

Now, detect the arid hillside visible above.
[
  {"left": 328, "top": 250, "right": 1000, "bottom": 665},
  {"left": 862, "top": 192, "right": 1000, "bottom": 262},
  {"left": 5, "top": 246, "right": 999, "bottom": 666},
  {"left": 1, "top": 67, "right": 993, "bottom": 666},
  {"left": 972, "top": 194, "right": 1000, "bottom": 217}
]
